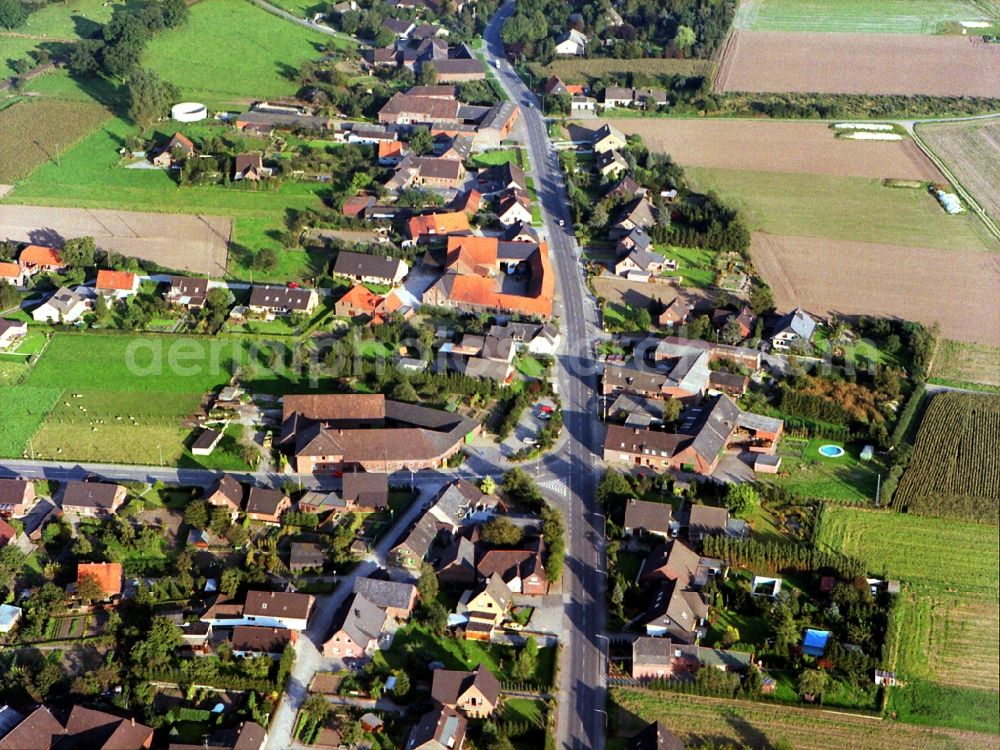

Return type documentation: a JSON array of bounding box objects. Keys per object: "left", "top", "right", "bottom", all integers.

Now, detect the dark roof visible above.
[
  {"left": 243, "top": 590, "right": 313, "bottom": 621},
  {"left": 167, "top": 275, "right": 209, "bottom": 305},
  {"left": 342, "top": 472, "right": 389, "bottom": 508},
  {"left": 234, "top": 153, "right": 263, "bottom": 174},
  {"left": 627, "top": 720, "right": 686, "bottom": 750},
  {"left": 353, "top": 576, "right": 417, "bottom": 610},
  {"left": 623, "top": 498, "right": 672, "bottom": 534},
  {"left": 331, "top": 250, "right": 403, "bottom": 281},
  {"left": 604, "top": 424, "right": 687, "bottom": 458},
  {"left": 0, "top": 705, "right": 154, "bottom": 750},
  {"left": 248, "top": 284, "right": 314, "bottom": 311},
  {"left": 432, "top": 58, "right": 485, "bottom": 76},
  {"left": 206, "top": 473, "right": 244, "bottom": 508},
  {"left": 244, "top": 487, "right": 288, "bottom": 517},
  {"left": 231, "top": 625, "right": 293, "bottom": 654},
  {"left": 332, "top": 592, "right": 387, "bottom": 647},
  {"left": 192, "top": 428, "right": 222, "bottom": 451},
  {"left": 0, "top": 706, "right": 64, "bottom": 750},
  {"left": 406, "top": 707, "right": 467, "bottom": 750},
  {"left": 684, "top": 394, "right": 742, "bottom": 465},
  {"left": 0, "top": 478, "right": 33, "bottom": 507},
  {"left": 431, "top": 664, "right": 501, "bottom": 708},
  {"left": 62, "top": 481, "right": 121, "bottom": 511},
  {"left": 289, "top": 542, "right": 325, "bottom": 569},
  {"left": 688, "top": 504, "right": 729, "bottom": 536}
]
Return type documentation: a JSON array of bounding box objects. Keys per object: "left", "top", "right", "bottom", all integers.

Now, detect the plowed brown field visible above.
[
  {"left": 600, "top": 118, "right": 943, "bottom": 180},
  {"left": 750, "top": 233, "right": 1000, "bottom": 344},
  {"left": 715, "top": 31, "right": 1000, "bottom": 97},
  {"left": 918, "top": 119, "right": 1000, "bottom": 222}
]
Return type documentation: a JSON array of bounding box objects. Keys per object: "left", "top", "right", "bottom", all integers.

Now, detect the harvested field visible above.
[
  {"left": 0, "top": 204, "right": 230, "bottom": 275},
  {"left": 592, "top": 276, "right": 708, "bottom": 312},
  {"left": 609, "top": 689, "right": 1000, "bottom": 750},
  {"left": 599, "top": 118, "right": 943, "bottom": 180},
  {"left": 714, "top": 31, "right": 1000, "bottom": 97},
  {"left": 0, "top": 99, "right": 110, "bottom": 182},
  {"left": 749, "top": 233, "right": 1000, "bottom": 344},
  {"left": 917, "top": 119, "right": 1000, "bottom": 222},
  {"left": 929, "top": 339, "right": 1000, "bottom": 387},
  {"left": 545, "top": 57, "right": 712, "bottom": 82}
]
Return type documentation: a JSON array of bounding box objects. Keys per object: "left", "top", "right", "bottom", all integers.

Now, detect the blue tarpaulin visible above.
[{"left": 802, "top": 629, "right": 830, "bottom": 657}]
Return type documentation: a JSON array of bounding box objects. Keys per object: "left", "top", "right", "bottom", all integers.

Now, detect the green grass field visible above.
[
  {"left": 685, "top": 167, "right": 997, "bottom": 254},
  {"left": 734, "top": 0, "right": 1000, "bottom": 34},
  {"left": 654, "top": 245, "right": 716, "bottom": 288},
  {"left": 768, "top": 438, "right": 880, "bottom": 502},
  {"left": 0, "top": 36, "right": 59, "bottom": 78},
  {"left": 144, "top": 0, "right": 351, "bottom": 108},
  {"left": 0, "top": 385, "right": 62, "bottom": 457}
]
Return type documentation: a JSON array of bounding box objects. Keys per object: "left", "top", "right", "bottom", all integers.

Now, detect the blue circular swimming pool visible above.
[{"left": 818, "top": 444, "right": 845, "bottom": 458}]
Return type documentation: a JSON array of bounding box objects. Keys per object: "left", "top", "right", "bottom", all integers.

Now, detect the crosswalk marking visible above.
[{"left": 538, "top": 478, "right": 569, "bottom": 497}]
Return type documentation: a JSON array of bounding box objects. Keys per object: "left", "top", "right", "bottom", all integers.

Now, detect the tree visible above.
[
  {"left": 721, "top": 316, "right": 744, "bottom": 344},
  {"left": 632, "top": 307, "right": 652, "bottom": 331},
  {"left": 130, "top": 617, "right": 182, "bottom": 677},
  {"left": 0, "top": 545, "right": 26, "bottom": 590},
  {"left": 661, "top": 398, "right": 683, "bottom": 424},
  {"left": 421, "top": 599, "right": 448, "bottom": 635},
  {"left": 721, "top": 625, "right": 740, "bottom": 647},
  {"left": 183, "top": 500, "right": 209, "bottom": 529},
  {"left": 416, "top": 62, "right": 438, "bottom": 86},
  {"left": 417, "top": 561, "right": 439, "bottom": 602},
  {"left": 68, "top": 38, "right": 103, "bottom": 76},
  {"left": 409, "top": 126, "right": 433, "bottom": 156},
  {"left": 0, "top": 280, "right": 19, "bottom": 310},
  {"left": 481, "top": 517, "right": 523, "bottom": 547},
  {"left": 125, "top": 68, "right": 178, "bottom": 127},
  {"left": 798, "top": 669, "right": 828, "bottom": 702},
  {"left": 252, "top": 247, "right": 279, "bottom": 272},
  {"left": 302, "top": 693, "right": 332, "bottom": 723},
  {"left": 674, "top": 25, "right": 696, "bottom": 53},
  {"left": 392, "top": 670, "right": 410, "bottom": 697},
  {"left": 512, "top": 635, "right": 538, "bottom": 680},
  {"left": 76, "top": 574, "right": 107, "bottom": 604},
  {"left": 390, "top": 379, "right": 419, "bottom": 403},
  {"left": 220, "top": 567, "right": 243, "bottom": 598},
  {"left": 0, "top": 0, "right": 27, "bottom": 30},
  {"left": 479, "top": 475, "right": 496, "bottom": 495},
  {"left": 726, "top": 483, "right": 760, "bottom": 519},
  {"left": 749, "top": 283, "right": 774, "bottom": 315},
  {"left": 61, "top": 236, "right": 96, "bottom": 268}
]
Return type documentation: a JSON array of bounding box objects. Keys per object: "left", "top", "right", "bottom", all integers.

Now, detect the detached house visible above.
[
  {"left": 0, "top": 319, "right": 27, "bottom": 350},
  {"left": 476, "top": 539, "right": 547, "bottom": 595},
  {"left": 247, "top": 284, "right": 319, "bottom": 318},
  {"left": 152, "top": 132, "right": 195, "bottom": 167},
  {"left": 0, "top": 261, "right": 29, "bottom": 287},
  {"left": 431, "top": 664, "right": 501, "bottom": 718},
  {"left": 332, "top": 250, "right": 409, "bottom": 286},
  {"left": 204, "top": 474, "right": 244, "bottom": 519},
  {"left": 323, "top": 591, "right": 388, "bottom": 658},
  {"left": 233, "top": 153, "right": 268, "bottom": 181},
  {"left": 95, "top": 269, "right": 139, "bottom": 299},
  {"left": 18, "top": 244, "right": 64, "bottom": 274},
  {"left": 623, "top": 498, "right": 672, "bottom": 539},
  {"left": 61, "top": 481, "right": 126, "bottom": 517},
  {"left": 242, "top": 590, "right": 314, "bottom": 630},
  {"left": 32, "top": 286, "right": 95, "bottom": 323},
  {"left": 495, "top": 189, "right": 533, "bottom": 226},
  {"left": 770, "top": 307, "right": 817, "bottom": 351},
  {"left": 0, "top": 478, "right": 35, "bottom": 516},
  {"left": 76, "top": 562, "right": 123, "bottom": 601},
  {"left": 243, "top": 487, "right": 291, "bottom": 525},
  {"left": 554, "top": 28, "right": 587, "bottom": 56},
  {"left": 166, "top": 276, "right": 209, "bottom": 308},
  {"left": 406, "top": 707, "right": 467, "bottom": 750},
  {"left": 592, "top": 124, "right": 627, "bottom": 154},
  {"left": 462, "top": 574, "right": 511, "bottom": 641}
]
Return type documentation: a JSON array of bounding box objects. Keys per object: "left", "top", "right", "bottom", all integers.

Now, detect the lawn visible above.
[
  {"left": 144, "top": 0, "right": 351, "bottom": 108},
  {"left": 812, "top": 325, "right": 901, "bottom": 368},
  {"left": 374, "top": 623, "right": 556, "bottom": 687},
  {"left": 734, "top": 0, "right": 999, "bottom": 34},
  {"left": 615, "top": 550, "right": 645, "bottom": 584},
  {"left": 470, "top": 149, "right": 525, "bottom": 168},
  {"left": 502, "top": 697, "right": 545, "bottom": 727},
  {"left": 766, "top": 437, "right": 880, "bottom": 503},
  {"left": 12, "top": 0, "right": 120, "bottom": 39},
  {"left": 685, "top": 167, "right": 997, "bottom": 254},
  {"left": 654, "top": 245, "right": 716, "bottom": 288},
  {"left": 515, "top": 356, "right": 546, "bottom": 378},
  {"left": 356, "top": 339, "right": 393, "bottom": 360},
  {"left": 263, "top": 0, "right": 328, "bottom": 18}
]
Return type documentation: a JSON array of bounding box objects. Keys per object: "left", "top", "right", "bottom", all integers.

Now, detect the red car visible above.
[
  {"left": 287, "top": 282, "right": 301, "bottom": 289},
  {"left": 539, "top": 405, "right": 554, "bottom": 414}
]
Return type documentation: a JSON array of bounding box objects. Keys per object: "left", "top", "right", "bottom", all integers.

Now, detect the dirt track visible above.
[
  {"left": 0, "top": 205, "right": 231, "bottom": 276},
  {"left": 599, "top": 119, "right": 944, "bottom": 180},
  {"left": 750, "top": 233, "right": 1000, "bottom": 345},
  {"left": 715, "top": 31, "right": 1000, "bottom": 97}
]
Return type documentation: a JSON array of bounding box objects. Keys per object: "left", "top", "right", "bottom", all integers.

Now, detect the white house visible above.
[
  {"left": 201, "top": 590, "right": 314, "bottom": 631},
  {"left": 95, "top": 269, "right": 140, "bottom": 300},
  {"left": 527, "top": 324, "right": 560, "bottom": 355},
  {"left": 496, "top": 194, "right": 533, "bottom": 226},
  {"left": 770, "top": 308, "right": 816, "bottom": 351},
  {"left": 0, "top": 319, "right": 27, "bottom": 350},
  {"left": 32, "top": 286, "right": 95, "bottom": 323},
  {"left": 555, "top": 29, "right": 587, "bottom": 56}
]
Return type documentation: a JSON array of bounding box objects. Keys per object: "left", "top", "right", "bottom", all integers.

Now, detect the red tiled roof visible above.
[
  {"left": 0, "top": 262, "right": 20, "bottom": 278},
  {"left": 337, "top": 284, "right": 383, "bottom": 314},
  {"left": 0, "top": 518, "right": 14, "bottom": 546},
  {"left": 406, "top": 211, "right": 471, "bottom": 239},
  {"left": 77, "top": 562, "right": 123, "bottom": 597},
  {"left": 378, "top": 141, "right": 405, "bottom": 158},
  {"left": 18, "top": 245, "right": 63, "bottom": 268},
  {"left": 95, "top": 269, "right": 136, "bottom": 291}
]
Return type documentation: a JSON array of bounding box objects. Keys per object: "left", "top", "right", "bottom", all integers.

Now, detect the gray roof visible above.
[
  {"left": 682, "top": 394, "right": 742, "bottom": 465},
  {"left": 342, "top": 472, "right": 389, "bottom": 509},
  {"left": 62, "top": 481, "right": 121, "bottom": 510},
  {"left": 332, "top": 250, "right": 404, "bottom": 281},
  {"left": 335, "top": 592, "right": 388, "bottom": 648},
  {"left": 407, "top": 706, "right": 467, "bottom": 750},
  {"left": 627, "top": 720, "right": 686, "bottom": 750},
  {"left": 353, "top": 576, "right": 417, "bottom": 610},
  {"left": 248, "top": 284, "right": 313, "bottom": 311},
  {"left": 772, "top": 307, "right": 816, "bottom": 342},
  {"left": 624, "top": 498, "right": 672, "bottom": 534},
  {"left": 463, "top": 357, "right": 510, "bottom": 383},
  {"left": 688, "top": 504, "right": 729, "bottom": 536},
  {"left": 289, "top": 542, "right": 325, "bottom": 569}
]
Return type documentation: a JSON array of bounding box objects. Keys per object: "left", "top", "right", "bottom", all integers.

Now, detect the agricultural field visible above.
[
  {"left": 685, "top": 168, "right": 998, "bottom": 253},
  {"left": 545, "top": 57, "right": 712, "bottom": 83},
  {"left": 144, "top": 0, "right": 351, "bottom": 108},
  {"left": 0, "top": 385, "right": 62, "bottom": 457},
  {"left": 0, "top": 99, "right": 111, "bottom": 183},
  {"left": 890, "top": 392, "right": 1000, "bottom": 522},
  {"left": 601, "top": 118, "right": 943, "bottom": 180},
  {"left": 928, "top": 339, "right": 1000, "bottom": 388},
  {"left": 815, "top": 506, "right": 998, "bottom": 594},
  {"left": 714, "top": 31, "right": 1000, "bottom": 97},
  {"left": 917, "top": 119, "right": 1000, "bottom": 223},
  {"left": 733, "top": 0, "right": 999, "bottom": 34},
  {"left": 607, "top": 689, "right": 1000, "bottom": 750},
  {"left": 749, "top": 233, "right": 1000, "bottom": 345}
]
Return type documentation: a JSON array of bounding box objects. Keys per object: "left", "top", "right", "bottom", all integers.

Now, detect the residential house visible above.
[
  {"left": 623, "top": 498, "right": 672, "bottom": 538},
  {"left": 94, "top": 270, "right": 139, "bottom": 299},
  {"left": 0, "top": 519, "right": 14, "bottom": 548},
  {"left": 769, "top": 307, "right": 817, "bottom": 351},
  {"left": 631, "top": 637, "right": 752, "bottom": 683},
  {"left": 592, "top": 123, "right": 627, "bottom": 154},
  {"left": 342, "top": 472, "right": 389, "bottom": 510},
  {"left": 0, "top": 478, "right": 34, "bottom": 516},
  {"left": 431, "top": 664, "right": 501, "bottom": 718},
  {"left": 152, "top": 132, "right": 195, "bottom": 167},
  {"left": 555, "top": 28, "right": 587, "bottom": 55},
  {"left": 342, "top": 195, "right": 376, "bottom": 218},
  {"left": 204, "top": 474, "right": 244, "bottom": 518},
  {"left": 166, "top": 276, "right": 209, "bottom": 308},
  {"left": 610, "top": 196, "right": 657, "bottom": 239},
  {"left": 476, "top": 162, "right": 527, "bottom": 196},
  {"left": 242, "top": 590, "right": 314, "bottom": 630},
  {"left": 615, "top": 226, "right": 652, "bottom": 256},
  {"left": 603, "top": 86, "right": 635, "bottom": 108},
  {"left": 605, "top": 175, "right": 643, "bottom": 201},
  {"left": 654, "top": 336, "right": 760, "bottom": 371},
  {"left": 642, "top": 578, "right": 709, "bottom": 642},
  {"left": 177, "top": 619, "right": 211, "bottom": 652},
  {"left": 0, "top": 320, "right": 27, "bottom": 350},
  {"left": 451, "top": 188, "right": 483, "bottom": 216},
  {"left": 382, "top": 17, "right": 415, "bottom": 39},
  {"left": 0, "top": 262, "right": 29, "bottom": 287},
  {"left": 615, "top": 248, "right": 666, "bottom": 280},
  {"left": 18, "top": 245, "right": 64, "bottom": 274},
  {"left": 243, "top": 488, "right": 291, "bottom": 525},
  {"left": 322, "top": 592, "right": 388, "bottom": 658},
  {"left": 0, "top": 705, "right": 154, "bottom": 750},
  {"left": 352, "top": 576, "right": 419, "bottom": 619},
  {"left": 289, "top": 542, "right": 325, "bottom": 571},
  {"left": 658, "top": 298, "right": 693, "bottom": 328},
  {"left": 476, "top": 542, "right": 547, "bottom": 595},
  {"left": 428, "top": 478, "right": 503, "bottom": 528},
  {"left": 495, "top": 189, "right": 533, "bottom": 226},
  {"left": 639, "top": 540, "right": 723, "bottom": 589},
  {"left": 335, "top": 284, "right": 384, "bottom": 319},
  {"left": 708, "top": 371, "right": 749, "bottom": 397},
  {"left": 688, "top": 504, "right": 748, "bottom": 542},
  {"left": 502, "top": 220, "right": 539, "bottom": 243},
  {"left": 31, "top": 286, "right": 95, "bottom": 323},
  {"left": 462, "top": 574, "right": 511, "bottom": 641},
  {"left": 571, "top": 94, "right": 597, "bottom": 112},
  {"left": 332, "top": 250, "right": 409, "bottom": 285},
  {"left": 436, "top": 536, "right": 477, "bottom": 586},
  {"left": 21, "top": 498, "right": 59, "bottom": 542},
  {"left": 603, "top": 88, "right": 667, "bottom": 110},
  {"left": 596, "top": 149, "right": 628, "bottom": 179},
  {"left": 233, "top": 153, "right": 267, "bottom": 181},
  {"left": 406, "top": 707, "right": 467, "bottom": 750},
  {"left": 627, "top": 720, "right": 686, "bottom": 750},
  {"left": 61, "top": 481, "right": 125, "bottom": 517},
  {"left": 165, "top": 721, "right": 267, "bottom": 750},
  {"left": 76, "top": 562, "right": 123, "bottom": 600},
  {"left": 378, "top": 141, "right": 410, "bottom": 166},
  {"left": 231, "top": 626, "right": 295, "bottom": 658},
  {"left": 247, "top": 284, "right": 319, "bottom": 319},
  {"left": 712, "top": 306, "right": 756, "bottom": 341},
  {"left": 543, "top": 76, "right": 569, "bottom": 96}
]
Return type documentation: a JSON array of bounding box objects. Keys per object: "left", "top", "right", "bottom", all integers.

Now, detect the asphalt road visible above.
[{"left": 484, "top": 7, "right": 609, "bottom": 749}]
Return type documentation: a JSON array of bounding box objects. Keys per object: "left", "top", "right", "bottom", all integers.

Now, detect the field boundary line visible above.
[{"left": 910, "top": 121, "right": 1000, "bottom": 243}]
